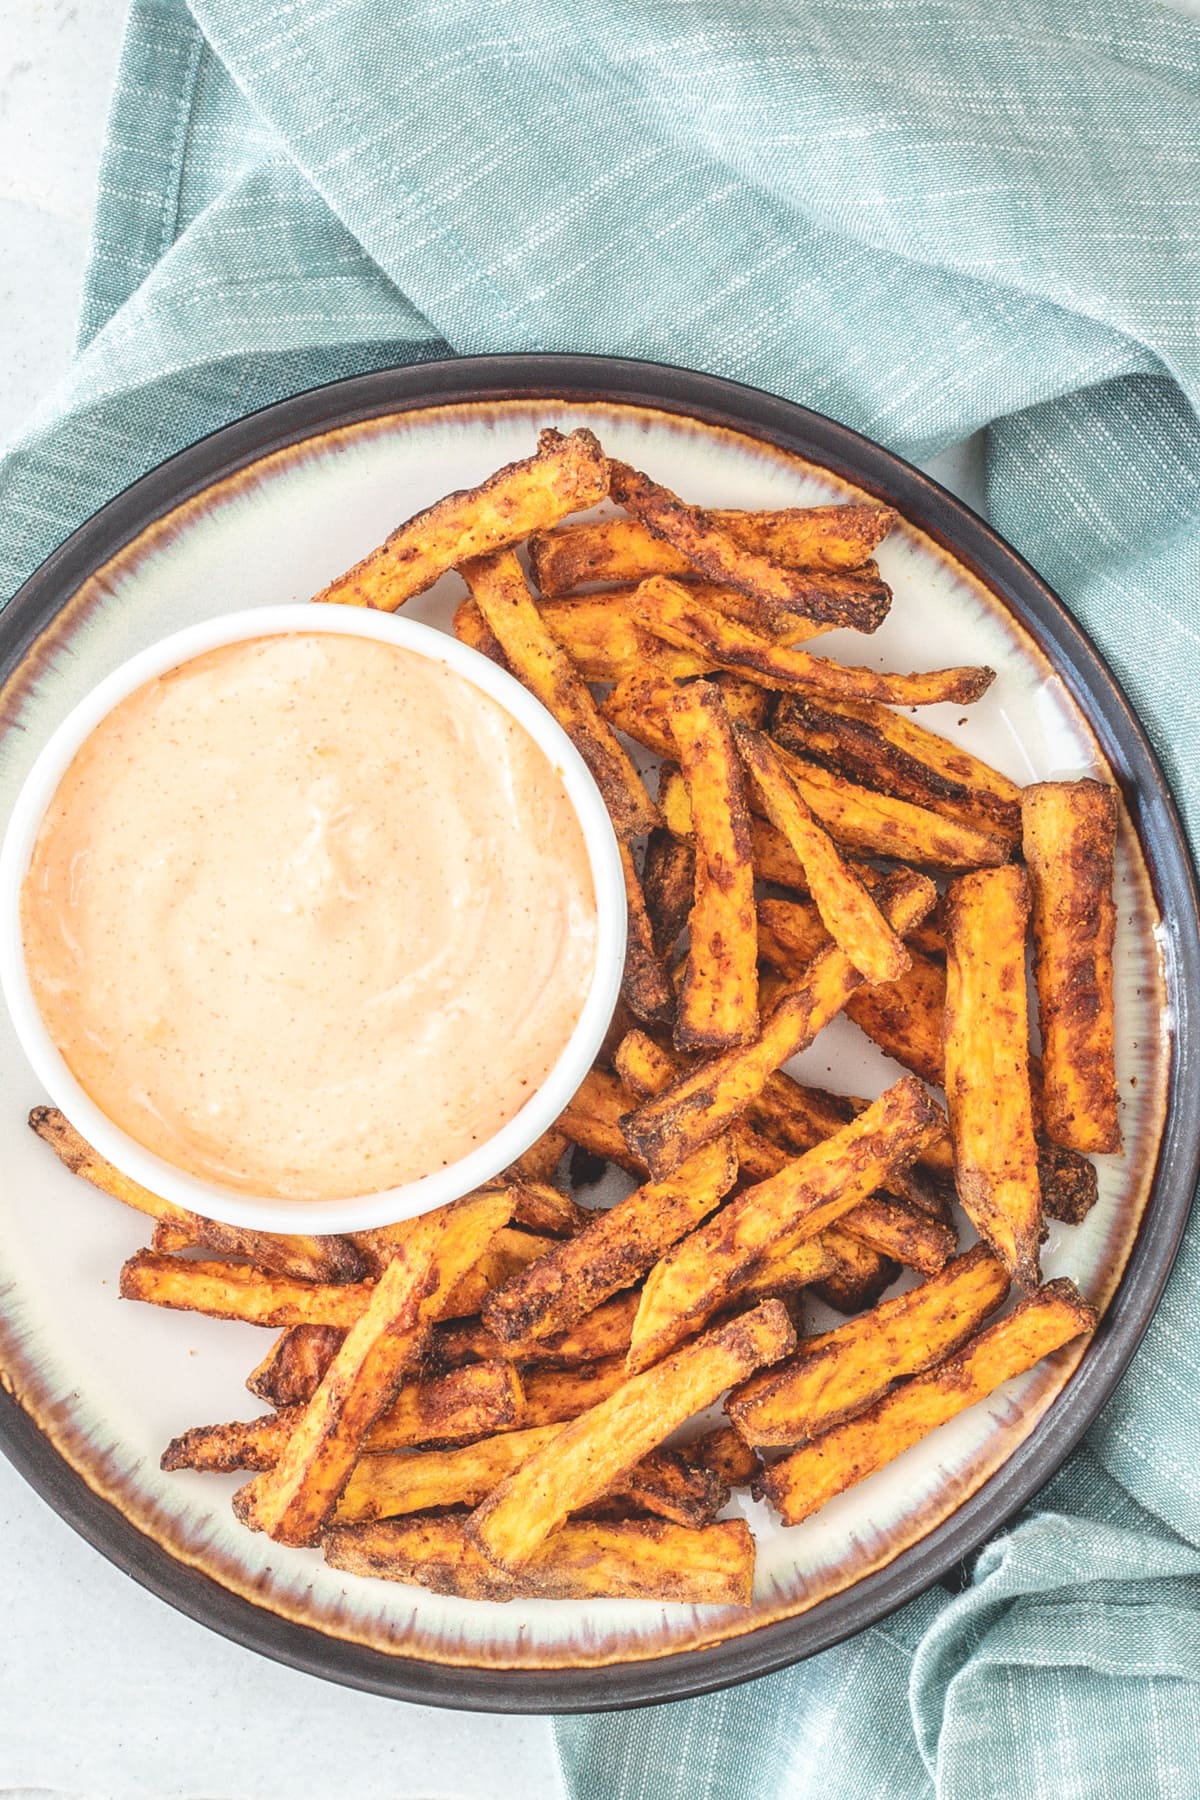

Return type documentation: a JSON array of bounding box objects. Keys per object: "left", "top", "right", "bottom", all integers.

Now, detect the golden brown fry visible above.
[
  {"left": 504, "top": 1178, "right": 590, "bottom": 1238},
  {"left": 120, "top": 1252, "right": 375, "bottom": 1328},
  {"left": 1038, "top": 1139, "right": 1099, "bottom": 1225},
  {"left": 505, "top": 1131, "right": 570, "bottom": 1188},
  {"left": 1022, "top": 780, "right": 1121, "bottom": 1154},
  {"left": 607, "top": 465, "right": 892, "bottom": 632},
  {"left": 773, "top": 692, "right": 1022, "bottom": 841},
  {"left": 628, "top": 1077, "right": 939, "bottom": 1370},
  {"left": 729, "top": 1243, "right": 1011, "bottom": 1446},
  {"left": 555, "top": 1065, "right": 648, "bottom": 1175},
  {"left": 621, "top": 868, "right": 936, "bottom": 1179},
  {"left": 764, "top": 745, "right": 1010, "bottom": 871},
  {"left": 543, "top": 593, "right": 718, "bottom": 680},
  {"left": 531, "top": 504, "right": 896, "bottom": 595},
  {"left": 845, "top": 949, "right": 949, "bottom": 1088},
  {"left": 944, "top": 867, "right": 1042, "bottom": 1289},
  {"left": 759, "top": 1280, "right": 1097, "bottom": 1524},
  {"left": 162, "top": 1410, "right": 295, "bottom": 1473},
  {"left": 481, "top": 1136, "right": 737, "bottom": 1343},
  {"left": 634, "top": 577, "right": 994, "bottom": 707},
  {"left": 435, "top": 1290, "right": 640, "bottom": 1370},
  {"left": 517, "top": 1355, "right": 630, "bottom": 1426},
  {"left": 324, "top": 1514, "right": 756, "bottom": 1606},
  {"left": 602, "top": 671, "right": 770, "bottom": 762},
  {"left": 837, "top": 1195, "right": 956, "bottom": 1276},
  {"left": 605, "top": 1446, "right": 728, "bottom": 1529},
  {"left": 248, "top": 1325, "right": 346, "bottom": 1408},
  {"left": 233, "top": 1190, "right": 511, "bottom": 1546},
  {"left": 671, "top": 682, "right": 759, "bottom": 1050},
  {"left": 453, "top": 593, "right": 508, "bottom": 664},
  {"left": 809, "top": 1231, "right": 899, "bottom": 1315},
  {"left": 617, "top": 838, "right": 676, "bottom": 1025},
  {"left": 682, "top": 1423, "right": 759, "bottom": 1488},
  {"left": 462, "top": 550, "right": 659, "bottom": 837},
  {"left": 314, "top": 428, "right": 608, "bottom": 610},
  {"left": 735, "top": 1236, "right": 839, "bottom": 1300},
  {"left": 659, "top": 763, "right": 810, "bottom": 891},
  {"left": 641, "top": 826, "right": 696, "bottom": 958},
  {"left": 29, "top": 1106, "right": 363, "bottom": 1284},
  {"left": 735, "top": 724, "right": 909, "bottom": 984},
  {"left": 336, "top": 1424, "right": 563, "bottom": 1520},
  {"left": 365, "top": 1360, "right": 525, "bottom": 1452},
  {"left": 467, "top": 1300, "right": 795, "bottom": 1570},
  {"left": 441, "top": 1229, "right": 557, "bottom": 1320}
]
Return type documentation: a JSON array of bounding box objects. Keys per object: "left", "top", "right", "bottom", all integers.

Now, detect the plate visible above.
[{"left": 0, "top": 354, "right": 1197, "bottom": 1713}]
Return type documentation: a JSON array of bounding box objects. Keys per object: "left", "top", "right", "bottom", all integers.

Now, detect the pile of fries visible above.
[{"left": 29, "top": 427, "right": 1120, "bottom": 1607}]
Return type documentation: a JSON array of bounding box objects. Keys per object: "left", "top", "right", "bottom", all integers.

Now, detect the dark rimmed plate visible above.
[{"left": 0, "top": 354, "right": 1196, "bottom": 1713}]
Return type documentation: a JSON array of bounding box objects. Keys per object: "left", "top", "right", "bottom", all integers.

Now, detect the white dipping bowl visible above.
[{"left": 0, "top": 605, "right": 627, "bottom": 1234}]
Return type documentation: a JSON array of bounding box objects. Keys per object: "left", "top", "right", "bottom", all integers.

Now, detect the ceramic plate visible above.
[{"left": 0, "top": 355, "right": 1196, "bottom": 1712}]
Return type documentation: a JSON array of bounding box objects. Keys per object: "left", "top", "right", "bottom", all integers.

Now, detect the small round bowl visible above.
[{"left": 0, "top": 605, "right": 627, "bottom": 1234}]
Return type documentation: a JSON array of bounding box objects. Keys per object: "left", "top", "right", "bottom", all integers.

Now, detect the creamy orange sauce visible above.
[{"left": 21, "top": 633, "right": 597, "bottom": 1200}]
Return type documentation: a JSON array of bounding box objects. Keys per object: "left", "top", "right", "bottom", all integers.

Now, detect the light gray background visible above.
[{"left": 5, "top": 1, "right": 1188, "bottom": 1793}]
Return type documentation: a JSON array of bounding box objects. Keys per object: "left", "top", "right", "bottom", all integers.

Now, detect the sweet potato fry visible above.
[
  {"left": 233, "top": 1189, "right": 511, "bottom": 1546},
  {"left": 607, "top": 465, "right": 892, "bottom": 633},
  {"left": 809, "top": 1232, "right": 899, "bottom": 1315},
  {"left": 29, "top": 1107, "right": 363, "bottom": 1283},
  {"left": 604, "top": 1447, "right": 728, "bottom": 1528},
  {"left": 1022, "top": 780, "right": 1121, "bottom": 1154},
  {"left": 617, "top": 838, "right": 676, "bottom": 1025},
  {"left": 441, "top": 1229, "right": 558, "bottom": 1319},
  {"left": 461, "top": 549, "right": 658, "bottom": 837},
  {"left": 162, "top": 1410, "right": 294, "bottom": 1473},
  {"left": 603, "top": 672, "right": 769, "bottom": 763},
  {"left": 364, "top": 1360, "right": 525, "bottom": 1452},
  {"left": 735, "top": 1236, "right": 839, "bottom": 1300},
  {"left": 735, "top": 724, "right": 909, "bottom": 984},
  {"left": 506, "top": 1130, "right": 570, "bottom": 1186},
  {"left": 555, "top": 1066, "right": 647, "bottom": 1176},
  {"left": 481, "top": 1135, "right": 736, "bottom": 1343},
  {"left": 944, "top": 866, "right": 1042, "bottom": 1289},
  {"left": 682, "top": 1423, "right": 759, "bottom": 1488},
  {"left": 627, "top": 1077, "right": 939, "bottom": 1370},
  {"left": 845, "top": 948, "right": 949, "bottom": 1088},
  {"left": 659, "top": 763, "right": 810, "bottom": 891},
  {"left": 435, "top": 1290, "right": 640, "bottom": 1370},
  {"left": 121, "top": 1252, "right": 375, "bottom": 1328},
  {"left": 313, "top": 427, "right": 608, "bottom": 610},
  {"left": 773, "top": 692, "right": 1022, "bottom": 842},
  {"left": 759, "top": 1279, "right": 1097, "bottom": 1524},
  {"left": 621, "top": 868, "right": 937, "bottom": 1179},
  {"left": 634, "top": 577, "right": 994, "bottom": 707},
  {"left": 324, "top": 1514, "right": 756, "bottom": 1606},
  {"left": 530, "top": 504, "right": 895, "bottom": 595},
  {"left": 247, "top": 1325, "right": 346, "bottom": 1407},
  {"left": 1038, "top": 1139, "right": 1100, "bottom": 1225},
  {"left": 641, "top": 826, "right": 695, "bottom": 957},
  {"left": 336, "top": 1424, "right": 563, "bottom": 1521},
  {"left": 517, "top": 1355, "right": 630, "bottom": 1426},
  {"left": 670, "top": 682, "right": 759, "bottom": 1050},
  {"left": 467, "top": 1300, "right": 795, "bottom": 1570},
  {"left": 503, "top": 1178, "right": 590, "bottom": 1238},
  {"left": 729, "top": 1243, "right": 1011, "bottom": 1446},
  {"left": 542, "top": 593, "right": 717, "bottom": 680}
]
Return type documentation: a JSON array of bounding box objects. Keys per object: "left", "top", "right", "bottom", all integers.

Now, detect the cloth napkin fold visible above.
[{"left": 3, "top": 1, "right": 1200, "bottom": 1793}]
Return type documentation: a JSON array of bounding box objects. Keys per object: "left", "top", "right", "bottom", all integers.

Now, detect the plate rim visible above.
[{"left": 1, "top": 350, "right": 1197, "bottom": 1714}]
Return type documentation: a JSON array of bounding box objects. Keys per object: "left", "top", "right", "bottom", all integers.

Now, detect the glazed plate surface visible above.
[{"left": 0, "top": 356, "right": 1195, "bottom": 1711}]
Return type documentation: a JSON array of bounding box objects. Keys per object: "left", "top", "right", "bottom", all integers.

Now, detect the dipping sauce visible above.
[{"left": 21, "top": 633, "right": 598, "bottom": 1200}]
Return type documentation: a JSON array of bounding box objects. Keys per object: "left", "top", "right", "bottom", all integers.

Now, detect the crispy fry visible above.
[
  {"left": 337, "top": 1424, "right": 563, "bottom": 1520},
  {"left": 481, "top": 1136, "right": 737, "bottom": 1343},
  {"left": 605, "top": 1447, "right": 728, "bottom": 1528},
  {"left": 324, "top": 1514, "right": 756, "bottom": 1606},
  {"left": 467, "top": 1300, "right": 795, "bottom": 1570},
  {"left": 735, "top": 725, "right": 909, "bottom": 984},
  {"left": 759, "top": 1280, "right": 1097, "bottom": 1524},
  {"left": 671, "top": 683, "right": 759, "bottom": 1050},
  {"left": 809, "top": 1232, "right": 899, "bottom": 1315},
  {"left": 682, "top": 1423, "right": 759, "bottom": 1488},
  {"left": 735, "top": 1236, "right": 839, "bottom": 1300},
  {"left": 504, "top": 1178, "right": 590, "bottom": 1238},
  {"left": 248, "top": 1325, "right": 346, "bottom": 1407},
  {"left": 518, "top": 1355, "right": 630, "bottom": 1426},
  {"left": 763, "top": 744, "right": 1010, "bottom": 871},
  {"left": 617, "top": 838, "right": 676, "bottom": 1025},
  {"left": 1022, "top": 780, "right": 1121, "bottom": 1154},
  {"left": 435, "top": 1290, "right": 640, "bottom": 1370},
  {"left": 1038, "top": 1139, "right": 1099, "bottom": 1225},
  {"left": 729, "top": 1243, "right": 1011, "bottom": 1446},
  {"left": 621, "top": 868, "right": 937, "bottom": 1179},
  {"left": 607, "top": 465, "right": 892, "bottom": 632},
  {"left": 836, "top": 1195, "right": 955, "bottom": 1275},
  {"left": 121, "top": 1252, "right": 376, "bottom": 1328},
  {"left": 628, "top": 1077, "right": 939, "bottom": 1370},
  {"left": 162, "top": 1410, "right": 294, "bottom": 1473},
  {"left": 233, "top": 1190, "right": 511, "bottom": 1546},
  {"left": 505, "top": 1131, "right": 570, "bottom": 1187},
  {"left": 944, "top": 867, "right": 1042, "bottom": 1289},
  {"left": 441, "top": 1229, "right": 558, "bottom": 1320},
  {"left": 659, "top": 762, "right": 810, "bottom": 891},
  {"left": 602, "top": 671, "right": 769, "bottom": 762},
  {"left": 461, "top": 549, "right": 658, "bottom": 837},
  {"left": 531, "top": 504, "right": 896, "bottom": 595},
  {"left": 313, "top": 428, "right": 608, "bottom": 610},
  {"left": 555, "top": 1065, "right": 647, "bottom": 1175},
  {"left": 634, "top": 577, "right": 994, "bottom": 707},
  {"left": 29, "top": 1106, "right": 363, "bottom": 1283},
  {"left": 773, "top": 692, "right": 1022, "bottom": 841},
  {"left": 541, "top": 592, "right": 718, "bottom": 680},
  {"left": 365, "top": 1360, "right": 525, "bottom": 1452},
  {"left": 641, "top": 826, "right": 695, "bottom": 957}
]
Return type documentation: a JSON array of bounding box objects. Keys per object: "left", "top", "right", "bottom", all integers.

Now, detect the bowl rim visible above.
[
  {"left": 0, "top": 602, "right": 627, "bottom": 1233},
  {"left": 0, "top": 350, "right": 1197, "bottom": 1714}
]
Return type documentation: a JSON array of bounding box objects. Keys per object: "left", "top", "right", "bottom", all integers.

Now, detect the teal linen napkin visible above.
[{"left": 3, "top": 2, "right": 1200, "bottom": 1792}]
